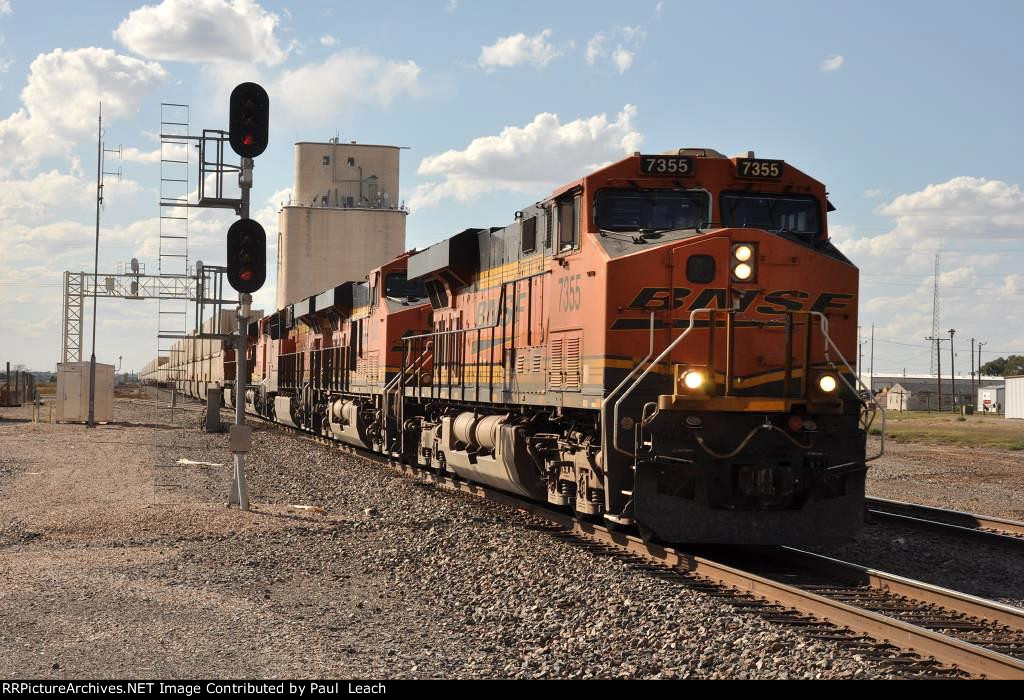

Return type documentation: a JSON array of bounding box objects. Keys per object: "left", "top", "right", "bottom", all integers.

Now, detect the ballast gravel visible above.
[{"left": 0, "top": 398, "right": 917, "bottom": 679}]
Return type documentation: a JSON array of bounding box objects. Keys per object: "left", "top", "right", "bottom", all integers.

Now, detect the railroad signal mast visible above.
[
  {"left": 225, "top": 81, "right": 269, "bottom": 511},
  {"left": 226, "top": 218, "right": 267, "bottom": 294}
]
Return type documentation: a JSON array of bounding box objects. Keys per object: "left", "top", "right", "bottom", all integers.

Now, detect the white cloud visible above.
[
  {"left": 410, "top": 104, "right": 643, "bottom": 209},
  {"left": 621, "top": 26, "right": 646, "bottom": 42},
  {"left": 820, "top": 54, "right": 844, "bottom": 73},
  {"left": 198, "top": 58, "right": 268, "bottom": 102},
  {"left": 319, "top": 34, "right": 337, "bottom": 47},
  {"left": 585, "top": 26, "right": 644, "bottom": 74},
  {"left": 832, "top": 176, "right": 1024, "bottom": 366},
  {"left": 114, "top": 0, "right": 288, "bottom": 66},
  {"left": 877, "top": 176, "right": 1024, "bottom": 241},
  {"left": 121, "top": 146, "right": 161, "bottom": 163},
  {"left": 0, "top": 1, "right": 10, "bottom": 15},
  {"left": 842, "top": 177, "right": 1024, "bottom": 259},
  {"left": 446, "top": 0, "right": 458, "bottom": 11},
  {"left": 863, "top": 188, "right": 882, "bottom": 198},
  {"left": 655, "top": 1, "right": 664, "bottom": 16},
  {"left": 0, "top": 47, "right": 167, "bottom": 174},
  {"left": 271, "top": 50, "right": 421, "bottom": 122},
  {"left": 585, "top": 34, "right": 605, "bottom": 66},
  {"left": 478, "top": 29, "right": 561, "bottom": 70},
  {"left": 612, "top": 47, "right": 634, "bottom": 74},
  {"left": 0, "top": 170, "right": 95, "bottom": 222}
]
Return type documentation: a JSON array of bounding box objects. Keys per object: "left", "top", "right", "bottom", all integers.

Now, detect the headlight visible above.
[
  {"left": 731, "top": 243, "right": 756, "bottom": 281},
  {"left": 682, "top": 370, "right": 705, "bottom": 390},
  {"left": 818, "top": 375, "right": 838, "bottom": 393}
]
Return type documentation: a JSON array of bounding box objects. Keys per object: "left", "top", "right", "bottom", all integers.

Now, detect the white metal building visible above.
[
  {"left": 56, "top": 362, "right": 113, "bottom": 423},
  {"left": 1006, "top": 376, "right": 1024, "bottom": 419},
  {"left": 977, "top": 385, "right": 1005, "bottom": 414}
]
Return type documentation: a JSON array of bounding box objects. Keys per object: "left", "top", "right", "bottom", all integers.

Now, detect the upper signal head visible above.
[{"left": 229, "top": 82, "right": 269, "bottom": 159}]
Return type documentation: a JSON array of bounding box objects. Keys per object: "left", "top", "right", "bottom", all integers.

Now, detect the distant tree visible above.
[{"left": 981, "top": 355, "right": 1024, "bottom": 377}]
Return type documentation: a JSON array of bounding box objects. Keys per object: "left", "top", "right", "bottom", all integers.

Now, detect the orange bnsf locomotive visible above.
[{"left": 237, "top": 148, "right": 875, "bottom": 545}]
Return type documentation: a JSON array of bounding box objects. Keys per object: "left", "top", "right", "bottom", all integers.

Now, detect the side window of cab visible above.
[
  {"left": 557, "top": 193, "right": 581, "bottom": 252},
  {"left": 370, "top": 271, "right": 380, "bottom": 307}
]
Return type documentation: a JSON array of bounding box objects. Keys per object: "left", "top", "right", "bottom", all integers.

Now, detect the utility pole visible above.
[
  {"left": 870, "top": 324, "right": 875, "bottom": 392},
  {"left": 977, "top": 341, "right": 987, "bottom": 380},
  {"left": 87, "top": 105, "right": 102, "bottom": 429},
  {"left": 86, "top": 104, "right": 121, "bottom": 429},
  {"left": 857, "top": 325, "right": 862, "bottom": 378},
  {"left": 930, "top": 250, "right": 941, "bottom": 375},
  {"left": 948, "top": 328, "right": 956, "bottom": 412},
  {"left": 970, "top": 337, "right": 975, "bottom": 407}
]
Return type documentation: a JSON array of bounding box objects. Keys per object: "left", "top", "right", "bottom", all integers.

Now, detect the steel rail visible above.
[
  {"left": 866, "top": 496, "right": 1024, "bottom": 550},
  {"left": 776, "top": 547, "right": 1024, "bottom": 630},
  {"left": 391, "top": 455, "right": 1024, "bottom": 678},
  {"left": 238, "top": 411, "right": 1024, "bottom": 678}
]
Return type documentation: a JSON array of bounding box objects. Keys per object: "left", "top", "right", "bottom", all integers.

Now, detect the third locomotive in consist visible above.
[{"left": 163, "top": 148, "right": 876, "bottom": 545}]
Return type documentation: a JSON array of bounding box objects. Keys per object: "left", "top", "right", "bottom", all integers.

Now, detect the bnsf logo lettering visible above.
[
  {"left": 626, "top": 287, "right": 853, "bottom": 314},
  {"left": 475, "top": 290, "right": 527, "bottom": 326}
]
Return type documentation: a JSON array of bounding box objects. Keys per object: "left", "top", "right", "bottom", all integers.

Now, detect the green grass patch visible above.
[{"left": 875, "top": 413, "right": 1024, "bottom": 449}]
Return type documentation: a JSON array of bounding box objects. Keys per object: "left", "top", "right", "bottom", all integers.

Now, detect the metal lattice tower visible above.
[
  {"left": 60, "top": 271, "right": 84, "bottom": 363},
  {"left": 158, "top": 104, "right": 191, "bottom": 395},
  {"left": 930, "top": 250, "right": 941, "bottom": 375}
]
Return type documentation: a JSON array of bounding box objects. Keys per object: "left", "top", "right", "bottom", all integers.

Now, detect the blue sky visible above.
[{"left": 2, "top": 0, "right": 1023, "bottom": 376}]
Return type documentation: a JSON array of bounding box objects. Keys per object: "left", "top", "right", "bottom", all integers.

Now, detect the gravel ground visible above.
[
  {"left": 811, "top": 521, "right": 1024, "bottom": 608},
  {"left": 865, "top": 436, "right": 1024, "bottom": 520},
  {"left": 823, "top": 437, "right": 1024, "bottom": 608},
  {"left": 0, "top": 398, "right": 913, "bottom": 679}
]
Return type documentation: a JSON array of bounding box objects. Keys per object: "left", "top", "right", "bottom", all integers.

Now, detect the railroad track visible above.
[
  {"left": 866, "top": 496, "right": 1024, "bottom": 551},
  {"left": 236, "top": 413, "right": 1024, "bottom": 678}
]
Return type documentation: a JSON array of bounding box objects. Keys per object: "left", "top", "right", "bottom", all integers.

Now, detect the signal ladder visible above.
[{"left": 157, "top": 103, "right": 191, "bottom": 419}]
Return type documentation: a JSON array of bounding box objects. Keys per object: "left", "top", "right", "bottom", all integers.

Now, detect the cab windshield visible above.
[
  {"left": 721, "top": 193, "right": 820, "bottom": 236},
  {"left": 594, "top": 189, "right": 709, "bottom": 232}
]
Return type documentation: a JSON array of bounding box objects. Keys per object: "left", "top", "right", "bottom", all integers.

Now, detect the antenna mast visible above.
[{"left": 930, "top": 249, "right": 941, "bottom": 375}]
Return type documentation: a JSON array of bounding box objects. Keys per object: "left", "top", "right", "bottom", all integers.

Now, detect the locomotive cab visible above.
[{"left": 589, "top": 150, "right": 873, "bottom": 544}]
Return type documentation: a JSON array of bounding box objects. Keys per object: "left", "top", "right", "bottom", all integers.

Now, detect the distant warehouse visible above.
[
  {"left": 1007, "top": 376, "right": 1024, "bottom": 420},
  {"left": 875, "top": 375, "right": 1001, "bottom": 412}
]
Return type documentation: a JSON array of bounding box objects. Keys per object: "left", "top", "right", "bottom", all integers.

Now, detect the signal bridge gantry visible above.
[{"left": 60, "top": 263, "right": 236, "bottom": 364}]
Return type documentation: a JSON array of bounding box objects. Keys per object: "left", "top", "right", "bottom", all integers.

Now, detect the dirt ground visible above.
[{"left": 0, "top": 400, "right": 354, "bottom": 677}]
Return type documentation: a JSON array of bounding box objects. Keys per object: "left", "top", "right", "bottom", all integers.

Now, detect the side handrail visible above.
[
  {"left": 610, "top": 309, "right": 715, "bottom": 457},
  {"left": 385, "top": 343, "right": 433, "bottom": 396},
  {"left": 600, "top": 313, "right": 656, "bottom": 465},
  {"left": 810, "top": 311, "right": 885, "bottom": 462}
]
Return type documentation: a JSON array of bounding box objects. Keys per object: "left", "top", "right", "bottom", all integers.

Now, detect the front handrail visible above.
[
  {"left": 611, "top": 308, "right": 715, "bottom": 457},
  {"left": 609, "top": 309, "right": 883, "bottom": 464}
]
